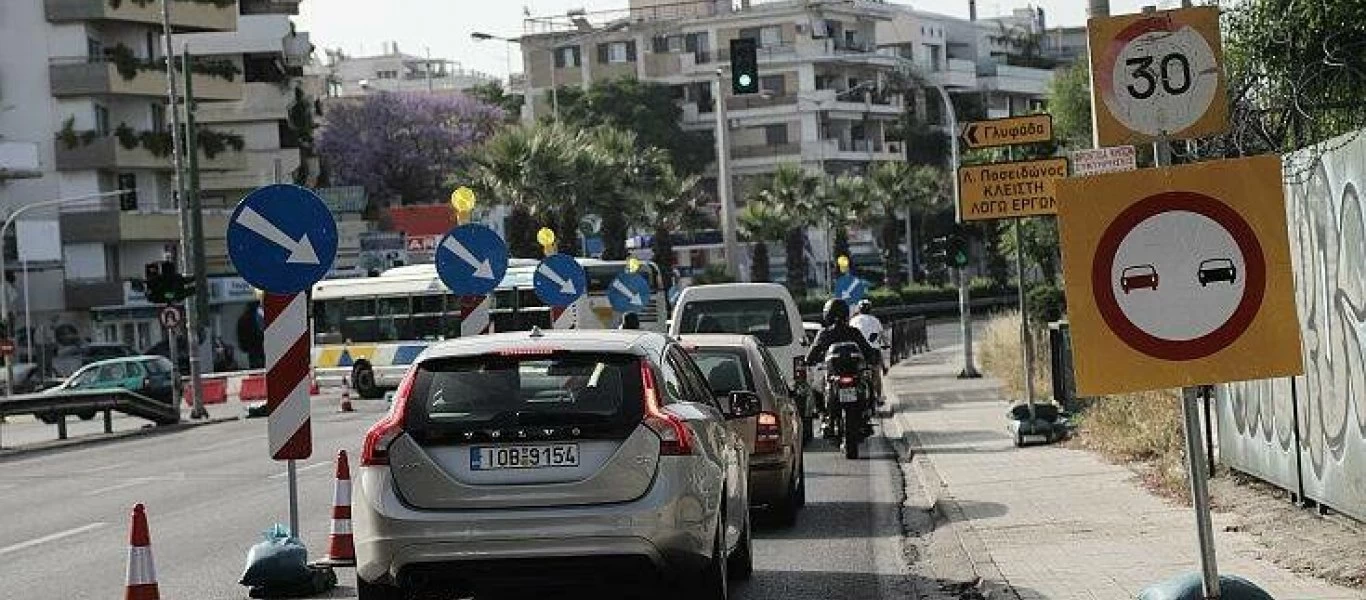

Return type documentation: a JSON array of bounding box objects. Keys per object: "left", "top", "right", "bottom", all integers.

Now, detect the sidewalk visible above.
[{"left": 883, "top": 344, "right": 1364, "bottom": 600}]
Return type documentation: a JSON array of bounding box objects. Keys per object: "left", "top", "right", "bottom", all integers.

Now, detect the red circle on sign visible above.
[{"left": 1092, "top": 191, "right": 1266, "bottom": 361}]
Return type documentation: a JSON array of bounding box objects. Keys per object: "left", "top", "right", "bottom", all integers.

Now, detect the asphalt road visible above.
[{"left": 0, "top": 319, "right": 977, "bottom": 599}]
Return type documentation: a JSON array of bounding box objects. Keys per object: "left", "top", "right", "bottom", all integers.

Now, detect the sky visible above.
[{"left": 295, "top": 0, "right": 1189, "bottom": 81}]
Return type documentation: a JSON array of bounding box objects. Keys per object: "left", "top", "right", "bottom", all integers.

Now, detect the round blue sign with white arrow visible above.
[
  {"left": 435, "top": 224, "right": 508, "bottom": 297},
  {"left": 533, "top": 253, "right": 587, "bottom": 307},
  {"left": 608, "top": 271, "right": 652, "bottom": 313},
  {"left": 835, "top": 273, "right": 869, "bottom": 304},
  {"left": 227, "top": 184, "right": 338, "bottom": 294}
]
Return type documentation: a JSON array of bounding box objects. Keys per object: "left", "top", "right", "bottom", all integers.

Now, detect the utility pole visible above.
[
  {"left": 182, "top": 49, "right": 208, "bottom": 419},
  {"left": 713, "top": 69, "right": 742, "bottom": 281},
  {"left": 930, "top": 82, "right": 979, "bottom": 378}
]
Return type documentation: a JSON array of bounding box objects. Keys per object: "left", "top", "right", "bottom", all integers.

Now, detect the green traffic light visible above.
[{"left": 738, "top": 74, "right": 753, "bottom": 87}]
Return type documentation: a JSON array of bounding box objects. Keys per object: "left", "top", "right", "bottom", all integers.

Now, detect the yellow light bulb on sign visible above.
[
  {"left": 537, "top": 228, "right": 556, "bottom": 248},
  {"left": 837, "top": 255, "right": 850, "bottom": 273},
  {"left": 627, "top": 257, "right": 640, "bottom": 273},
  {"left": 451, "top": 187, "right": 476, "bottom": 212}
]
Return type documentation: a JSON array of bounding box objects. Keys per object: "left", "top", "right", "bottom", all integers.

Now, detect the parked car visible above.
[
  {"left": 682, "top": 333, "right": 807, "bottom": 524},
  {"left": 37, "top": 355, "right": 177, "bottom": 423},
  {"left": 353, "top": 329, "right": 757, "bottom": 600},
  {"left": 669, "top": 283, "right": 815, "bottom": 439},
  {"left": 1198, "top": 258, "right": 1238, "bottom": 286},
  {"left": 1120, "top": 264, "right": 1160, "bottom": 293},
  {"left": 51, "top": 342, "right": 135, "bottom": 378}
]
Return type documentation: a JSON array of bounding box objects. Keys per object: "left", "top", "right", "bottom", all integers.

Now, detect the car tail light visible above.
[
  {"left": 640, "top": 361, "right": 694, "bottom": 456},
  {"left": 837, "top": 375, "right": 856, "bottom": 386},
  {"left": 360, "top": 365, "right": 417, "bottom": 466},
  {"left": 793, "top": 357, "right": 806, "bottom": 383},
  {"left": 755, "top": 411, "right": 781, "bottom": 454}
]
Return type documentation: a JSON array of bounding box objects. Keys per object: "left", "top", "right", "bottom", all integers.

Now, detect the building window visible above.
[
  {"left": 88, "top": 38, "right": 104, "bottom": 61},
  {"left": 375, "top": 70, "right": 398, "bottom": 79},
  {"left": 760, "top": 25, "right": 782, "bottom": 47},
  {"left": 554, "top": 45, "right": 581, "bottom": 68},
  {"left": 598, "top": 41, "right": 636, "bottom": 64},
  {"left": 150, "top": 104, "right": 166, "bottom": 134},
  {"left": 94, "top": 104, "right": 110, "bottom": 137},
  {"left": 764, "top": 124, "right": 788, "bottom": 145},
  {"left": 759, "top": 74, "right": 785, "bottom": 95}
]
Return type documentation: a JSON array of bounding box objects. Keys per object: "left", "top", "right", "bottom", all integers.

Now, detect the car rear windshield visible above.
[
  {"left": 403, "top": 352, "right": 645, "bottom": 441},
  {"left": 687, "top": 349, "right": 753, "bottom": 396},
  {"left": 677, "top": 299, "right": 793, "bottom": 346}
]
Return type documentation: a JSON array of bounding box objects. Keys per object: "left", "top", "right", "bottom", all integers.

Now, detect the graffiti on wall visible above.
[{"left": 1218, "top": 130, "right": 1366, "bottom": 523}]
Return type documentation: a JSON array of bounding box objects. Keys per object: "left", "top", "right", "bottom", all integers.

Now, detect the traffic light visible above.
[
  {"left": 948, "top": 233, "right": 969, "bottom": 267},
  {"left": 730, "top": 38, "right": 758, "bottom": 95},
  {"left": 144, "top": 261, "right": 195, "bottom": 304}
]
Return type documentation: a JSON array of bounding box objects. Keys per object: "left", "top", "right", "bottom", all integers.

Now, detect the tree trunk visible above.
[
  {"left": 558, "top": 206, "right": 581, "bottom": 255},
  {"left": 785, "top": 227, "right": 808, "bottom": 300},
  {"left": 881, "top": 219, "right": 901, "bottom": 289},
  {"left": 600, "top": 210, "right": 628, "bottom": 260},
  {"left": 507, "top": 206, "right": 540, "bottom": 258},
  {"left": 651, "top": 226, "right": 675, "bottom": 289},
  {"left": 750, "top": 242, "right": 770, "bottom": 282}
]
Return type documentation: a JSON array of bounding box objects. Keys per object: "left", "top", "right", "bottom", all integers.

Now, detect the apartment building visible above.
[{"left": 324, "top": 44, "right": 499, "bottom": 97}]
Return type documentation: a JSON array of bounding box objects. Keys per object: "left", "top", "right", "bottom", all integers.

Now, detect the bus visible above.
[{"left": 310, "top": 258, "right": 667, "bottom": 398}]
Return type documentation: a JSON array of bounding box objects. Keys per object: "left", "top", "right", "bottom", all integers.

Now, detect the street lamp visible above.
[{"left": 472, "top": 21, "right": 629, "bottom": 121}]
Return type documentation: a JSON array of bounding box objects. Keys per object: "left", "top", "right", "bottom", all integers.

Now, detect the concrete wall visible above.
[{"left": 1218, "top": 129, "right": 1366, "bottom": 523}]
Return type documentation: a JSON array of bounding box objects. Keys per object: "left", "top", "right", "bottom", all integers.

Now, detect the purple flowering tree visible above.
[{"left": 317, "top": 92, "right": 502, "bottom": 206}]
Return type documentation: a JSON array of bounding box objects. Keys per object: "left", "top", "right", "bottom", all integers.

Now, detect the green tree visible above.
[
  {"left": 738, "top": 196, "right": 790, "bottom": 283},
  {"left": 867, "top": 162, "right": 948, "bottom": 287},
  {"left": 555, "top": 78, "right": 713, "bottom": 176},
  {"left": 817, "top": 174, "right": 872, "bottom": 278},
  {"left": 756, "top": 164, "right": 821, "bottom": 299},
  {"left": 468, "top": 122, "right": 585, "bottom": 257},
  {"left": 1047, "top": 62, "right": 1093, "bottom": 150},
  {"left": 644, "top": 166, "right": 705, "bottom": 288},
  {"left": 466, "top": 81, "right": 525, "bottom": 123}
]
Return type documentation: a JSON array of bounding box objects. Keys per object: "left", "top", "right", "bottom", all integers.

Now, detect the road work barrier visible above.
[
  {"left": 319, "top": 450, "right": 356, "bottom": 566},
  {"left": 125, "top": 503, "right": 160, "bottom": 600}
]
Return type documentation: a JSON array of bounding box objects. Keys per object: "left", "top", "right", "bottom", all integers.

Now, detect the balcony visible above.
[
  {"left": 978, "top": 63, "right": 1054, "bottom": 96},
  {"left": 65, "top": 279, "right": 126, "bottom": 310},
  {"left": 55, "top": 135, "right": 247, "bottom": 172},
  {"left": 60, "top": 206, "right": 121, "bottom": 244},
  {"left": 45, "top": 0, "right": 237, "bottom": 32},
  {"left": 806, "top": 138, "right": 902, "bottom": 163},
  {"left": 726, "top": 93, "right": 798, "bottom": 112},
  {"left": 643, "top": 52, "right": 681, "bottom": 78},
  {"left": 195, "top": 82, "right": 292, "bottom": 123},
  {"left": 926, "top": 58, "right": 978, "bottom": 89},
  {"left": 50, "top": 60, "right": 243, "bottom": 100},
  {"left": 200, "top": 148, "right": 301, "bottom": 192},
  {"left": 731, "top": 142, "right": 802, "bottom": 160},
  {"left": 807, "top": 88, "right": 903, "bottom": 116},
  {"left": 119, "top": 209, "right": 230, "bottom": 241}
]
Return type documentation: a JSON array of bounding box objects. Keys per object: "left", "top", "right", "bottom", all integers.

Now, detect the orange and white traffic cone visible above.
[
  {"left": 321, "top": 450, "right": 356, "bottom": 566},
  {"left": 339, "top": 376, "right": 353, "bottom": 413},
  {"left": 125, "top": 503, "right": 160, "bottom": 600},
  {"left": 309, "top": 372, "right": 320, "bottom": 396}
]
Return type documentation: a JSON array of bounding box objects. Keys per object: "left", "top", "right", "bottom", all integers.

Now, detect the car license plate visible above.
[
  {"left": 838, "top": 387, "right": 858, "bottom": 403},
  {"left": 470, "top": 444, "right": 580, "bottom": 470}
]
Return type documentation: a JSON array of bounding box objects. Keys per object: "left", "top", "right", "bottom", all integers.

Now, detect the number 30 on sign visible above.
[{"left": 1088, "top": 6, "right": 1228, "bottom": 146}]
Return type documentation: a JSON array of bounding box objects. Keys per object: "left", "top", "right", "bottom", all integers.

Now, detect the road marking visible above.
[
  {"left": 0, "top": 522, "right": 107, "bottom": 557},
  {"left": 81, "top": 461, "right": 133, "bottom": 475},
  {"left": 268, "top": 461, "right": 330, "bottom": 479},
  {"left": 84, "top": 477, "right": 155, "bottom": 497}
]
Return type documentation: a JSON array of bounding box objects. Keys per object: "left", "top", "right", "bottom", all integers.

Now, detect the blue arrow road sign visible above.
[
  {"left": 608, "top": 271, "right": 652, "bottom": 313},
  {"left": 835, "top": 274, "right": 869, "bottom": 304},
  {"left": 435, "top": 224, "right": 509, "bottom": 297},
  {"left": 227, "top": 184, "right": 338, "bottom": 294},
  {"left": 533, "top": 254, "right": 587, "bottom": 307}
]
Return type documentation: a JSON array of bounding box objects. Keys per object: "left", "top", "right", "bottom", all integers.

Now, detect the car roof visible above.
[
  {"left": 676, "top": 283, "right": 794, "bottom": 301},
  {"left": 678, "top": 333, "right": 760, "bottom": 350},
  {"left": 420, "top": 329, "right": 664, "bottom": 360}
]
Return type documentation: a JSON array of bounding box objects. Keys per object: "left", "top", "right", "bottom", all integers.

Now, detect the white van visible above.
[{"left": 669, "top": 283, "right": 815, "bottom": 435}]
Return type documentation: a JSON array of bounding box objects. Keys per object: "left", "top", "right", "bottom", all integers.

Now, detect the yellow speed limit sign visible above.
[
  {"left": 1088, "top": 6, "right": 1228, "bottom": 146},
  {"left": 1056, "top": 155, "right": 1302, "bottom": 396}
]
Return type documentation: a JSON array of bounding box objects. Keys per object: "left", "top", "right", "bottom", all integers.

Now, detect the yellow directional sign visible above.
[
  {"left": 960, "top": 114, "right": 1053, "bottom": 150},
  {"left": 958, "top": 158, "right": 1068, "bottom": 221},
  {"left": 1088, "top": 6, "right": 1228, "bottom": 146},
  {"left": 1056, "top": 155, "right": 1302, "bottom": 396}
]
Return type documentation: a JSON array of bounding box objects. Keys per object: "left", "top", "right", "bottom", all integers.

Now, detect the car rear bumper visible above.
[
  {"left": 748, "top": 451, "right": 791, "bottom": 505},
  {"left": 353, "top": 460, "right": 718, "bottom": 588}
]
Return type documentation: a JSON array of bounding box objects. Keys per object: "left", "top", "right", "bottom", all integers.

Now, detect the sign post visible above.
[{"left": 227, "top": 184, "right": 338, "bottom": 538}]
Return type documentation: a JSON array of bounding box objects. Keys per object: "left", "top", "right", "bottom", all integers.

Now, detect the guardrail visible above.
[{"left": 0, "top": 388, "right": 179, "bottom": 446}]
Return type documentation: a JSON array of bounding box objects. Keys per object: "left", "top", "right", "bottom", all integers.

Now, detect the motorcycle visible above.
[{"left": 821, "top": 342, "right": 874, "bottom": 459}]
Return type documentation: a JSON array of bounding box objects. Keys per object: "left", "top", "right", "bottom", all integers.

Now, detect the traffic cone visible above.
[
  {"left": 339, "top": 376, "right": 353, "bottom": 413},
  {"left": 125, "top": 503, "right": 160, "bottom": 600},
  {"left": 321, "top": 450, "right": 356, "bottom": 566},
  {"left": 309, "top": 372, "right": 320, "bottom": 396}
]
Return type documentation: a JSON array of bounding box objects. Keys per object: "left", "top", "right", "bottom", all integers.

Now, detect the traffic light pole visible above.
[
  {"left": 713, "top": 69, "right": 743, "bottom": 282},
  {"left": 930, "top": 82, "right": 979, "bottom": 378},
  {"left": 0, "top": 190, "right": 125, "bottom": 397},
  {"left": 182, "top": 50, "right": 208, "bottom": 420}
]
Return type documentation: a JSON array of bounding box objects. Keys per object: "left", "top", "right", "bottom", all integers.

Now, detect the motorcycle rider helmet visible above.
[
  {"left": 857, "top": 299, "right": 872, "bottom": 315},
  {"left": 822, "top": 298, "right": 850, "bottom": 326}
]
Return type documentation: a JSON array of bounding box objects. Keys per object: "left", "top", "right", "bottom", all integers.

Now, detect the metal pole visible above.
[
  {"left": 714, "top": 72, "right": 742, "bottom": 281},
  {"left": 167, "top": 323, "right": 181, "bottom": 410},
  {"left": 0, "top": 190, "right": 124, "bottom": 397},
  {"left": 287, "top": 459, "right": 300, "bottom": 537},
  {"left": 1182, "top": 385, "right": 1222, "bottom": 599},
  {"left": 182, "top": 49, "right": 208, "bottom": 420},
  {"left": 21, "top": 259, "right": 31, "bottom": 364},
  {"left": 550, "top": 51, "right": 559, "bottom": 121},
  {"left": 932, "top": 83, "right": 978, "bottom": 378},
  {"left": 1016, "top": 217, "right": 1035, "bottom": 409}
]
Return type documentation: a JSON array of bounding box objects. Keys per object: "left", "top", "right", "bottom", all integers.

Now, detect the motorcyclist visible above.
[
  {"left": 849, "top": 299, "right": 887, "bottom": 405},
  {"left": 806, "top": 298, "right": 879, "bottom": 411}
]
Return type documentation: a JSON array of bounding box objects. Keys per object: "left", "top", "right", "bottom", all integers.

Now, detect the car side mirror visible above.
[{"left": 723, "top": 390, "right": 761, "bottom": 420}]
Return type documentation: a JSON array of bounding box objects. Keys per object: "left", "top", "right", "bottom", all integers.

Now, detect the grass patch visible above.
[{"left": 977, "top": 311, "right": 1189, "bottom": 499}]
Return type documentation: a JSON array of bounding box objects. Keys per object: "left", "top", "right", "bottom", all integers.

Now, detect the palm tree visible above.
[
  {"left": 738, "top": 194, "right": 790, "bottom": 283},
  {"left": 644, "top": 164, "right": 705, "bottom": 288},
  {"left": 758, "top": 164, "right": 821, "bottom": 299},
  {"left": 469, "top": 122, "right": 584, "bottom": 257},
  {"left": 581, "top": 127, "right": 668, "bottom": 260},
  {"left": 818, "top": 174, "right": 872, "bottom": 279},
  {"left": 867, "top": 162, "right": 948, "bottom": 286}
]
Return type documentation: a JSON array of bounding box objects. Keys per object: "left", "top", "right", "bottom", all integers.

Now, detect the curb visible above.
[
  {"left": 883, "top": 363, "right": 1021, "bottom": 600},
  {"left": 0, "top": 414, "right": 239, "bottom": 462}
]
